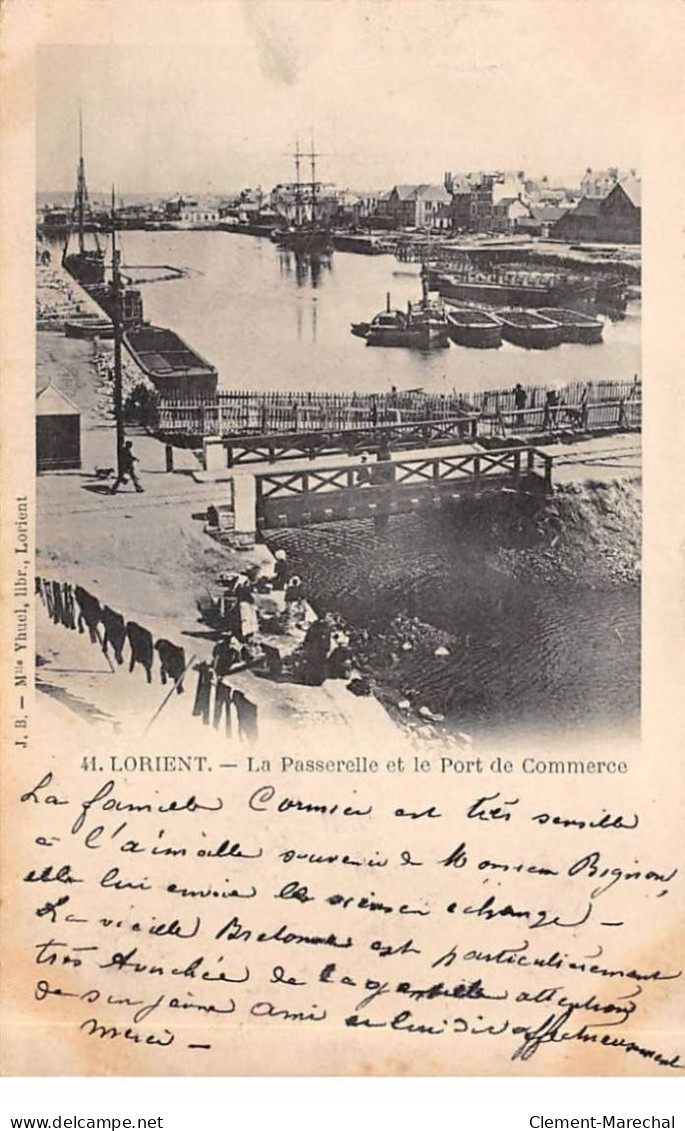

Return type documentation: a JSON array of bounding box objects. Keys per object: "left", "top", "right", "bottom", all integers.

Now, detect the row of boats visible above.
[{"left": 352, "top": 281, "right": 605, "bottom": 352}]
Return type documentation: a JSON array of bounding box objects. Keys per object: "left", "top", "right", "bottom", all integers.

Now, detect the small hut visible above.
[{"left": 36, "top": 383, "right": 81, "bottom": 472}]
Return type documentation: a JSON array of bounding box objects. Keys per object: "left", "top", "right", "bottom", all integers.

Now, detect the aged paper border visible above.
[{"left": 1, "top": 0, "right": 684, "bottom": 1077}]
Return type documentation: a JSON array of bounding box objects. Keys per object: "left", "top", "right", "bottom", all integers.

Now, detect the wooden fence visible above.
[
  {"left": 478, "top": 398, "right": 641, "bottom": 438},
  {"left": 157, "top": 377, "right": 642, "bottom": 439}
]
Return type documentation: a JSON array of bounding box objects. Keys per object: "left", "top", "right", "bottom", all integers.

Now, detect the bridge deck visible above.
[{"left": 249, "top": 443, "right": 553, "bottom": 534}]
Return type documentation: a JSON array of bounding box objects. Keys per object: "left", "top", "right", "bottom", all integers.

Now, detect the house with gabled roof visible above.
[
  {"left": 36, "top": 383, "right": 82, "bottom": 472},
  {"left": 491, "top": 195, "right": 534, "bottom": 234},
  {"left": 552, "top": 176, "right": 641, "bottom": 243},
  {"left": 383, "top": 183, "right": 452, "bottom": 229}
]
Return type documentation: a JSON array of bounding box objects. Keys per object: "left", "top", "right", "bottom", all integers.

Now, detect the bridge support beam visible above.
[
  {"left": 204, "top": 435, "right": 228, "bottom": 472},
  {"left": 233, "top": 474, "right": 257, "bottom": 538}
]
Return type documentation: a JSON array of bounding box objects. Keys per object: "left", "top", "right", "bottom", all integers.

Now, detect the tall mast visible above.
[
  {"left": 72, "top": 107, "right": 101, "bottom": 256},
  {"left": 293, "top": 137, "right": 302, "bottom": 228},
  {"left": 75, "top": 106, "right": 86, "bottom": 252},
  {"left": 309, "top": 134, "right": 317, "bottom": 226}
]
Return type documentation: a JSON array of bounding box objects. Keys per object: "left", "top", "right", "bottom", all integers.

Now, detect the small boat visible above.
[
  {"left": 498, "top": 309, "right": 562, "bottom": 350},
  {"left": 536, "top": 307, "right": 604, "bottom": 344},
  {"left": 64, "top": 316, "right": 114, "bottom": 340},
  {"left": 360, "top": 302, "right": 449, "bottom": 350},
  {"left": 405, "top": 295, "right": 450, "bottom": 349},
  {"left": 362, "top": 306, "right": 449, "bottom": 350},
  {"left": 446, "top": 307, "right": 502, "bottom": 349},
  {"left": 365, "top": 308, "right": 413, "bottom": 347},
  {"left": 358, "top": 267, "right": 450, "bottom": 350}
]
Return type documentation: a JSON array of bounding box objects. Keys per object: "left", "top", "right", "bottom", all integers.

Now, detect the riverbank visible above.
[{"left": 36, "top": 256, "right": 104, "bottom": 329}]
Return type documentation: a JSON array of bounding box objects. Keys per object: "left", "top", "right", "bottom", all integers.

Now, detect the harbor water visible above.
[
  {"left": 268, "top": 499, "right": 641, "bottom": 745},
  {"left": 42, "top": 229, "right": 641, "bottom": 739},
  {"left": 107, "top": 229, "right": 641, "bottom": 396}
]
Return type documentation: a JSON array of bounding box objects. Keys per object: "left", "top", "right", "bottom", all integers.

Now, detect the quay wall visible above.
[{"left": 36, "top": 256, "right": 104, "bottom": 329}]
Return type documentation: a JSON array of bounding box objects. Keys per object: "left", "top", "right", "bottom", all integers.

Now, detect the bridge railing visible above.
[
  {"left": 224, "top": 414, "right": 481, "bottom": 466},
  {"left": 255, "top": 446, "right": 553, "bottom": 512}
]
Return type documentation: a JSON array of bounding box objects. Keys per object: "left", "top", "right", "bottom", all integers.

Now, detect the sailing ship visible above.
[
  {"left": 272, "top": 139, "right": 334, "bottom": 257},
  {"left": 61, "top": 111, "right": 106, "bottom": 288}
]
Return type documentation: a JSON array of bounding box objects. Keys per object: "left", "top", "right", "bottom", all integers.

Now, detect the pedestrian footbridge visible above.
[{"left": 244, "top": 445, "right": 553, "bottom": 535}]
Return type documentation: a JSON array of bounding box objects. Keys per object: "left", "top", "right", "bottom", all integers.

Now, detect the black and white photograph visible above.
[
  {"left": 34, "top": 20, "right": 642, "bottom": 754},
  {"left": 3, "top": 0, "right": 684, "bottom": 1089}
]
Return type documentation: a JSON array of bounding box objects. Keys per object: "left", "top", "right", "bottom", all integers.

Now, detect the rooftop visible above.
[{"left": 616, "top": 176, "right": 642, "bottom": 208}]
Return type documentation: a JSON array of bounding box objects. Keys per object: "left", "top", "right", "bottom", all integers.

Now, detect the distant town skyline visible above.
[{"left": 37, "top": 2, "right": 644, "bottom": 196}]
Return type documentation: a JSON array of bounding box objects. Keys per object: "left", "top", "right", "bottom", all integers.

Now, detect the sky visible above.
[{"left": 36, "top": 0, "right": 648, "bottom": 197}]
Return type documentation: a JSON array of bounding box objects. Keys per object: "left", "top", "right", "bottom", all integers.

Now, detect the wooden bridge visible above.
[
  {"left": 222, "top": 415, "right": 479, "bottom": 466},
  {"left": 253, "top": 445, "right": 553, "bottom": 533}
]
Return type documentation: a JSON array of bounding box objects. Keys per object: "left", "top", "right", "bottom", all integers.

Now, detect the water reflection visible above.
[
  {"left": 277, "top": 247, "right": 332, "bottom": 289},
  {"left": 44, "top": 230, "right": 641, "bottom": 398}
]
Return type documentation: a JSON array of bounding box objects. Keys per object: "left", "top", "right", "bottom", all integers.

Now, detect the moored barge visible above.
[
  {"left": 123, "top": 325, "right": 218, "bottom": 397},
  {"left": 535, "top": 307, "right": 604, "bottom": 344},
  {"left": 446, "top": 307, "right": 502, "bottom": 349},
  {"left": 64, "top": 316, "right": 115, "bottom": 340},
  {"left": 498, "top": 310, "right": 563, "bottom": 350}
]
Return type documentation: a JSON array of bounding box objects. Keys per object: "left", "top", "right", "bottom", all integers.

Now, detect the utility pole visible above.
[{"left": 110, "top": 186, "right": 126, "bottom": 475}]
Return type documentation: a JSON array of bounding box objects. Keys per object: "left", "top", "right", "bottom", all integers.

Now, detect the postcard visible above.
[{"left": 1, "top": 0, "right": 683, "bottom": 1077}]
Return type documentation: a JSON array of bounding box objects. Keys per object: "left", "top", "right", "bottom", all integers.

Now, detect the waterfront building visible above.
[
  {"left": 491, "top": 195, "right": 534, "bottom": 234},
  {"left": 465, "top": 174, "right": 495, "bottom": 232},
  {"left": 164, "top": 195, "right": 219, "bottom": 226},
  {"left": 553, "top": 176, "right": 641, "bottom": 243},
  {"left": 384, "top": 184, "right": 423, "bottom": 227},
  {"left": 448, "top": 178, "right": 473, "bottom": 232},
  {"left": 180, "top": 201, "right": 220, "bottom": 225},
  {"left": 334, "top": 189, "right": 384, "bottom": 227},
  {"left": 443, "top": 171, "right": 497, "bottom": 232},
  {"left": 527, "top": 203, "right": 573, "bottom": 237},
  {"left": 580, "top": 166, "right": 634, "bottom": 198},
  {"left": 414, "top": 184, "right": 452, "bottom": 229},
  {"left": 384, "top": 183, "right": 452, "bottom": 229}
]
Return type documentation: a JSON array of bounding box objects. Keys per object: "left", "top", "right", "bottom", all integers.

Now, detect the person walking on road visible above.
[{"left": 110, "top": 440, "right": 144, "bottom": 494}]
